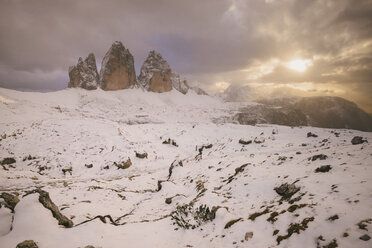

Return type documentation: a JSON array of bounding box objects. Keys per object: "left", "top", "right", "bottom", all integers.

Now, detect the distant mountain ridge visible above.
[{"left": 235, "top": 96, "right": 372, "bottom": 132}]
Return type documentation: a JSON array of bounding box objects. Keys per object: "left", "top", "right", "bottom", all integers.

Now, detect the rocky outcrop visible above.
[
  {"left": 37, "top": 189, "right": 74, "bottom": 228},
  {"left": 68, "top": 53, "right": 99, "bottom": 90},
  {"left": 0, "top": 192, "right": 19, "bottom": 212},
  {"left": 190, "top": 86, "right": 208, "bottom": 95},
  {"left": 138, "top": 50, "right": 172, "bottom": 93},
  {"left": 171, "top": 73, "right": 189, "bottom": 94},
  {"left": 100, "top": 41, "right": 136, "bottom": 90}
]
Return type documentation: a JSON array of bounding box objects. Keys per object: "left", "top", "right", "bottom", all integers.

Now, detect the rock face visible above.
[
  {"left": 100, "top": 41, "right": 136, "bottom": 90},
  {"left": 171, "top": 73, "right": 189, "bottom": 94},
  {"left": 138, "top": 50, "right": 172, "bottom": 93},
  {"left": 148, "top": 71, "right": 172, "bottom": 93},
  {"left": 68, "top": 53, "right": 99, "bottom": 90}
]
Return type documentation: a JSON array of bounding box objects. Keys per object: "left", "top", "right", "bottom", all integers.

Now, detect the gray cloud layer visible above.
[{"left": 0, "top": 0, "right": 371, "bottom": 110}]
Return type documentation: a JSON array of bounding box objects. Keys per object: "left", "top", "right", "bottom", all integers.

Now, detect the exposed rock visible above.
[
  {"left": 254, "top": 137, "right": 265, "bottom": 144},
  {"left": 322, "top": 239, "right": 338, "bottom": 248},
  {"left": 360, "top": 234, "right": 371, "bottom": 241},
  {"left": 37, "top": 189, "right": 73, "bottom": 227},
  {"left": 148, "top": 71, "right": 172, "bottom": 93},
  {"left": 351, "top": 136, "right": 367, "bottom": 145},
  {"left": 245, "top": 232, "right": 254, "bottom": 241},
  {"left": 171, "top": 73, "right": 189, "bottom": 94},
  {"left": 287, "top": 204, "right": 307, "bottom": 213},
  {"left": 62, "top": 167, "right": 72, "bottom": 175},
  {"left": 248, "top": 208, "right": 269, "bottom": 221},
  {"left": 23, "top": 155, "right": 36, "bottom": 161},
  {"left": 85, "top": 164, "right": 93, "bottom": 168},
  {"left": 197, "top": 144, "right": 213, "bottom": 156},
  {"left": 135, "top": 151, "right": 148, "bottom": 159},
  {"left": 276, "top": 217, "right": 314, "bottom": 244},
  {"left": 100, "top": 41, "right": 136, "bottom": 90},
  {"left": 274, "top": 182, "right": 300, "bottom": 200},
  {"left": 162, "top": 138, "right": 178, "bottom": 147},
  {"left": 165, "top": 197, "right": 172, "bottom": 204},
  {"left": 309, "top": 154, "right": 328, "bottom": 161},
  {"left": 16, "top": 240, "right": 38, "bottom": 248},
  {"left": 307, "top": 132, "right": 318, "bottom": 138},
  {"left": 357, "top": 218, "right": 372, "bottom": 230},
  {"left": 68, "top": 53, "right": 99, "bottom": 90},
  {"left": 0, "top": 192, "right": 19, "bottom": 212},
  {"left": 239, "top": 139, "right": 252, "bottom": 145},
  {"left": 224, "top": 218, "right": 242, "bottom": 229},
  {"left": 328, "top": 214, "right": 339, "bottom": 221},
  {"left": 138, "top": 50, "right": 172, "bottom": 93},
  {"left": 115, "top": 158, "right": 132, "bottom": 169},
  {"left": 1, "top": 157, "right": 16, "bottom": 165},
  {"left": 315, "top": 165, "right": 332, "bottom": 173}
]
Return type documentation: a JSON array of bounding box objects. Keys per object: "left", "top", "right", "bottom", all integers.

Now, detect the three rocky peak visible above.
[{"left": 68, "top": 41, "right": 203, "bottom": 94}]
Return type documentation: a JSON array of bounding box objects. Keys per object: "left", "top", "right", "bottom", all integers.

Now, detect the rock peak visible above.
[
  {"left": 112, "top": 40, "right": 124, "bottom": 46},
  {"left": 99, "top": 41, "right": 136, "bottom": 90},
  {"left": 137, "top": 50, "right": 172, "bottom": 93},
  {"left": 68, "top": 53, "right": 99, "bottom": 90}
]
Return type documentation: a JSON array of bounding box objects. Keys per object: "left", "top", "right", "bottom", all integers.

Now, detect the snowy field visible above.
[{"left": 0, "top": 87, "right": 371, "bottom": 248}]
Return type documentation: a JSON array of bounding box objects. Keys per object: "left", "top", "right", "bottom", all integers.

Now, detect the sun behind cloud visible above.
[{"left": 285, "top": 59, "right": 312, "bottom": 72}]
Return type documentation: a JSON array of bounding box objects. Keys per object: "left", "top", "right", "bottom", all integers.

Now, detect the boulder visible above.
[
  {"left": 68, "top": 53, "right": 99, "bottom": 90},
  {"left": 351, "top": 136, "right": 367, "bottom": 145},
  {"left": 1, "top": 157, "right": 16, "bottom": 165},
  {"left": 138, "top": 50, "right": 172, "bottom": 93},
  {"left": 274, "top": 183, "right": 300, "bottom": 200},
  {"left": 100, "top": 41, "right": 136, "bottom": 90},
  {"left": 0, "top": 192, "right": 19, "bottom": 212},
  {"left": 16, "top": 240, "right": 38, "bottom": 248},
  {"left": 315, "top": 165, "right": 332, "bottom": 173}
]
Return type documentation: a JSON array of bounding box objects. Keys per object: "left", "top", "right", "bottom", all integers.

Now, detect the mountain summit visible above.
[
  {"left": 99, "top": 41, "right": 136, "bottom": 90},
  {"left": 137, "top": 50, "right": 173, "bottom": 93},
  {"left": 68, "top": 53, "right": 99, "bottom": 90}
]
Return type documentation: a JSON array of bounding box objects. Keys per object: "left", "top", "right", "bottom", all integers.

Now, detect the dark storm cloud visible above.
[{"left": 0, "top": 0, "right": 371, "bottom": 110}]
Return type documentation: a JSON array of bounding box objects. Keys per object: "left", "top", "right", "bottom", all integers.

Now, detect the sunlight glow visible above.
[{"left": 285, "top": 59, "right": 312, "bottom": 72}]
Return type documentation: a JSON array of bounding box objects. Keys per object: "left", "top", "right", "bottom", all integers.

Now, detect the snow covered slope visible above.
[{"left": 0, "top": 87, "right": 371, "bottom": 248}]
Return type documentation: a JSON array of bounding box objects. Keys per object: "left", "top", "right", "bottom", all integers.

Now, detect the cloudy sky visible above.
[{"left": 0, "top": 0, "right": 371, "bottom": 111}]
